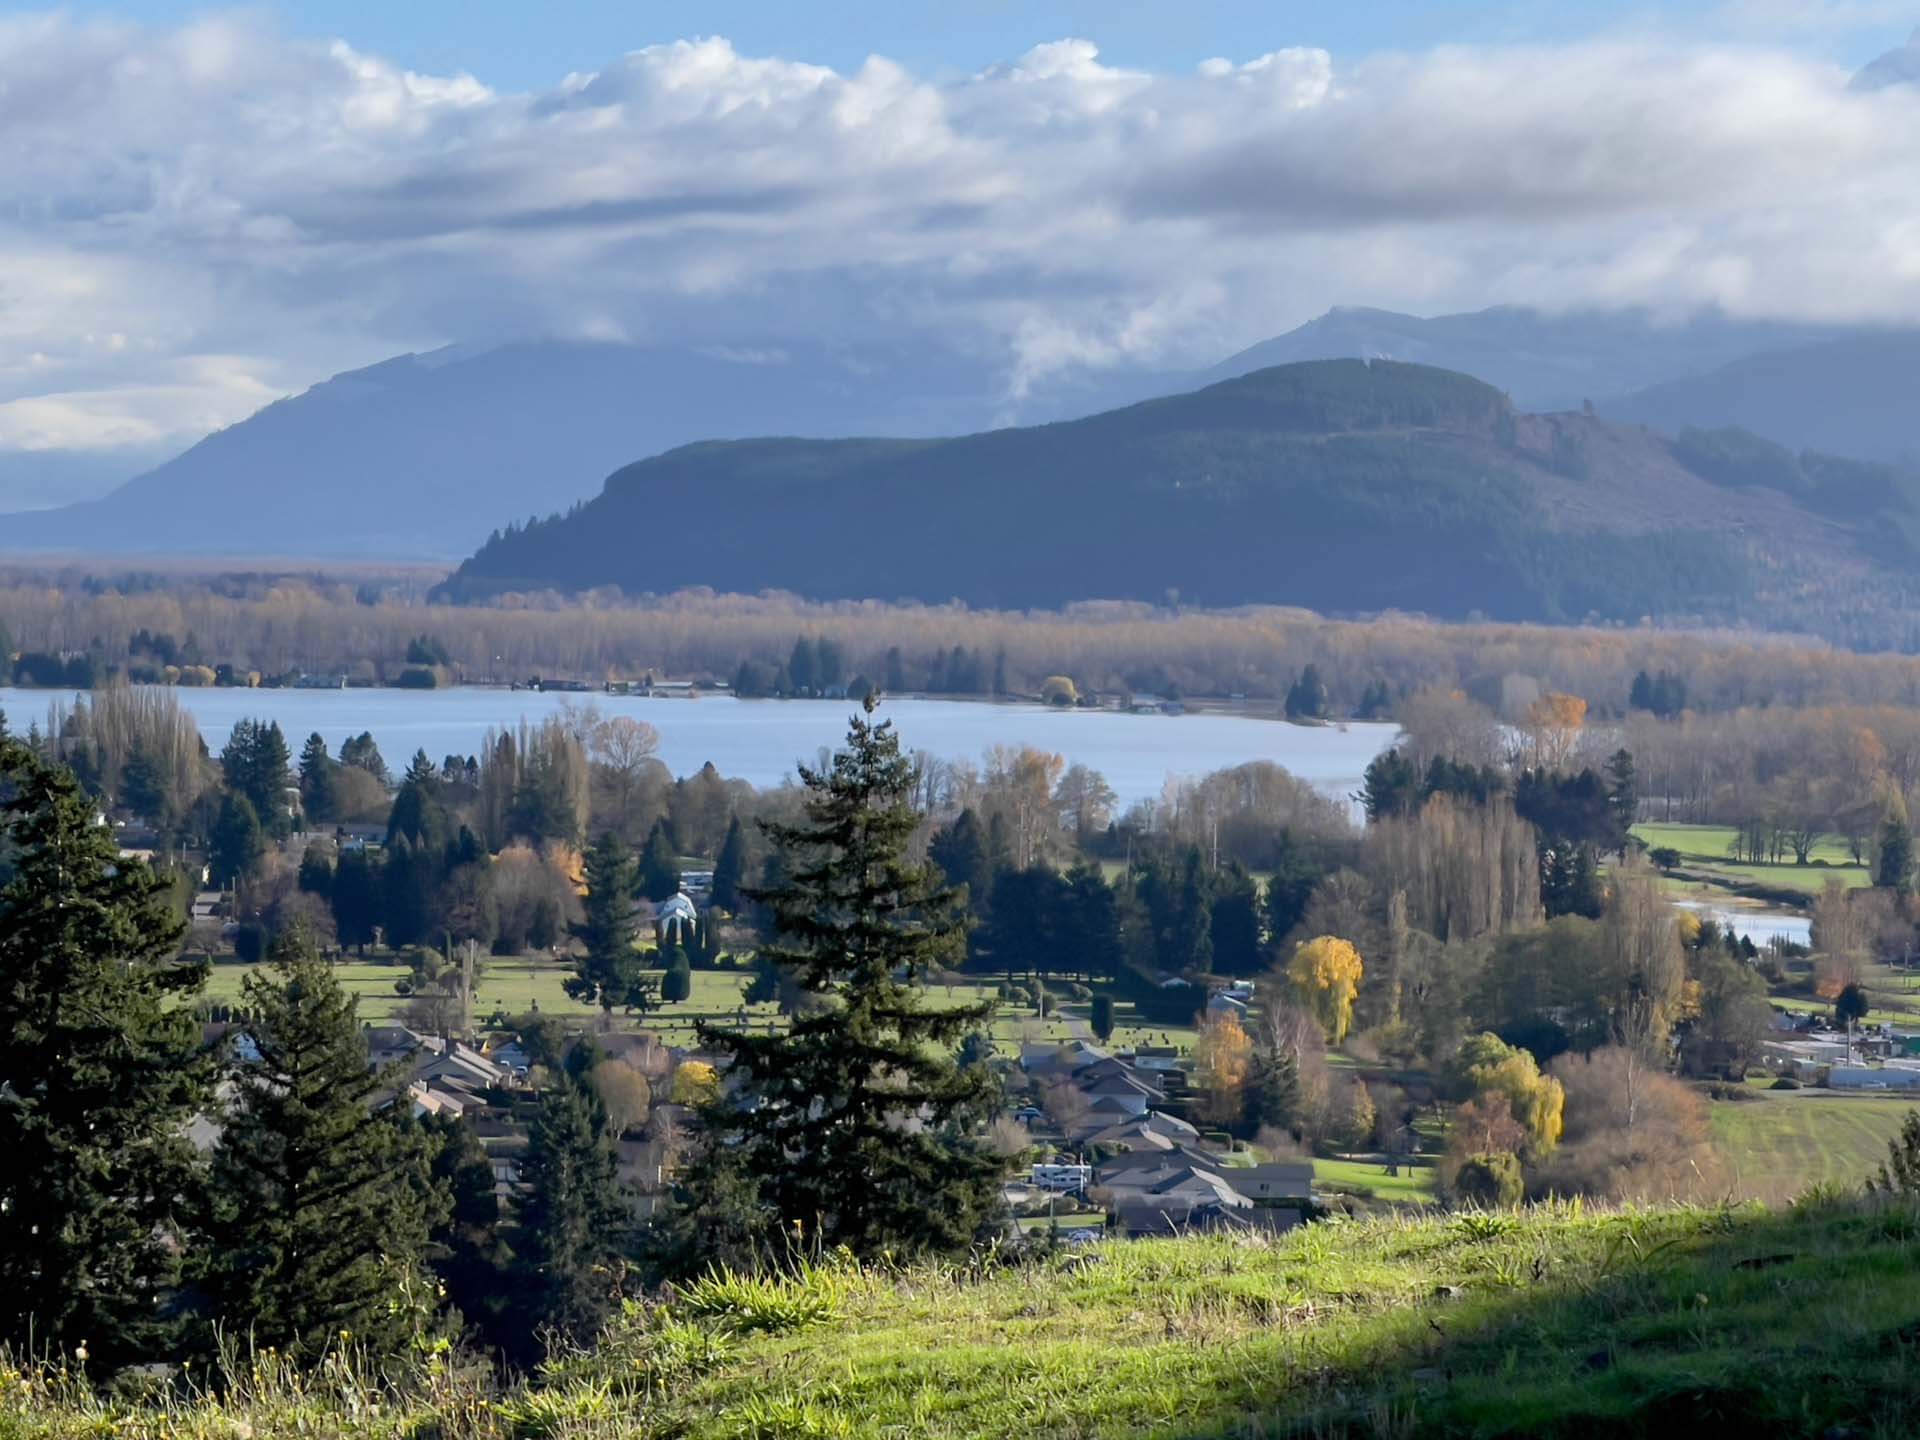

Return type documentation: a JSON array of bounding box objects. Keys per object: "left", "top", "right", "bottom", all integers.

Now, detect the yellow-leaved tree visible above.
[
  {"left": 1454, "top": 1032, "right": 1565, "bottom": 1158},
  {"left": 1289, "top": 935, "right": 1365, "bottom": 1044},
  {"left": 670, "top": 1059, "right": 720, "bottom": 1107},
  {"left": 1193, "top": 1009, "right": 1254, "bottom": 1126},
  {"left": 1522, "top": 691, "right": 1588, "bottom": 770}
]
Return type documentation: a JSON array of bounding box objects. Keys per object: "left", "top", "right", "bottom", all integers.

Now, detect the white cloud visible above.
[{"left": 5, "top": 15, "right": 1920, "bottom": 459}]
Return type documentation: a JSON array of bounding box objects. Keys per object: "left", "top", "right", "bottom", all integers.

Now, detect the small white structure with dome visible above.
[{"left": 655, "top": 891, "right": 699, "bottom": 944}]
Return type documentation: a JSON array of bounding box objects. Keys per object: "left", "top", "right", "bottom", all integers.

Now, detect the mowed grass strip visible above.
[
  {"left": 1711, "top": 1093, "right": 1915, "bottom": 1200},
  {"left": 1314, "top": 1155, "right": 1439, "bottom": 1204},
  {"left": 1632, "top": 821, "right": 1869, "bottom": 893}
]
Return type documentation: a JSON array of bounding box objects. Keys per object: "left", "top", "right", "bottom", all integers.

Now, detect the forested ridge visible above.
[{"left": 439, "top": 358, "right": 1920, "bottom": 639}]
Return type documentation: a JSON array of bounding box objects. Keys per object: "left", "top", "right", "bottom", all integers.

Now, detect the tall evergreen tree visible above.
[
  {"left": 1208, "top": 863, "right": 1265, "bottom": 975},
  {"left": 929, "top": 807, "right": 993, "bottom": 909},
  {"left": 387, "top": 766, "right": 451, "bottom": 851},
  {"left": 423, "top": 1116, "right": 517, "bottom": 1360},
  {"left": 120, "top": 741, "right": 176, "bottom": 831},
  {"left": 1285, "top": 664, "right": 1330, "bottom": 720},
  {"left": 515, "top": 1070, "right": 631, "bottom": 1345},
  {"left": 221, "top": 718, "right": 293, "bottom": 835},
  {"left": 338, "top": 732, "right": 389, "bottom": 783},
  {"left": 0, "top": 740, "right": 209, "bottom": 1366},
  {"left": 711, "top": 814, "right": 748, "bottom": 912},
  {"left": 1878, "top": 809, "right": 1915, "bottom": 894},
  {"left": 381, "top": 837, "right": 439, "bottom": 949},
  {"left": 297, "top": 732, "right": 336, "bottom": 823},
  {"left": 1604, "top": 748, "right": 1638, "bottom": 852},
  {"left": 787, "top": 636, "right": 818, "bottom": 696},
  {"left": 638, "top": 818, "right": 681, "bottom": 903},
  {"left": 202, "top": 932, "right": 443, "bottom": 1360},
  {"left": 567, "top": 835, "right": 653, "bottom": 1015},
  {"left": 210, "top": 791, "right": 266, "bottom": 887},
  {"left": 667, "top": 699, "right": 1004, "bottom": 1270},
  {"left": 330, "top": 846, "right": 379, "bottom": 952}
]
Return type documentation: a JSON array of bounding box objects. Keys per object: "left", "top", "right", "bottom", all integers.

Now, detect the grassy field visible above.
[
  {"left": 28, "top": 1199, "right": 1920, "bottom": 1437},
  {"left": 1632, "top": 821, "right": 1869, "bottom": 895},
  {"left": 199, "top": 955, "right": 1205, "bottom": 1058},
  {"left": 1313, "top": 1155, "right": 1438, "bottom": 1204},
  {"left": 1710, "top": 1092, "right": 1914, "bottom": 1200}
]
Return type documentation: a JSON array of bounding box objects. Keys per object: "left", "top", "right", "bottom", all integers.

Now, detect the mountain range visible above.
[
  {"left": 5, "top": 304, "right": 1917, "bottom": 563},
  {"left": 435, "top": 357, "right": 1920, "bottom": 644}
]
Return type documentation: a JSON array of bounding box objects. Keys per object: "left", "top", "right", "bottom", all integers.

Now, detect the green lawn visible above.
[
  {"left": 1710, "top": 1092, "right": 1915, "bottom": 1201},
  {"left": 1633, "top": 821, "right": 1869, "bottom": 894},
  {"left": 1013, "top": 1213, "right": 1106, "bottom": 1233},
  {"left": 1313, "top": 1155, "right": 1438, "bottom": 1204},
  {"left": 201, "top": 954, "right": 772, "bottom": 1037}
]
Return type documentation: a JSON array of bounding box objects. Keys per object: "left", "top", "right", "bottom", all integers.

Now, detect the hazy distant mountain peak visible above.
[
  {"left": 1, "top": 304, "right": 1911, "bottom": 560},
  {"left": 1851, "top": 30, "right": 1920, "bottom": 91}
]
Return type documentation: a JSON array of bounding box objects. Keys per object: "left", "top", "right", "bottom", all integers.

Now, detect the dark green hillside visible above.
[{"left": 440, "top": 359, "right": 1910, "bottom": 628}]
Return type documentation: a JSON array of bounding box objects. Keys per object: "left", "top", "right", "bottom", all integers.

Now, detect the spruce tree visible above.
[
  {"left": 298, "top": 732, "right": 336, "bottom": 823},
  {"left": 424, "top": 1115, "right": 517, "bottom": 1360},
  {"left": 567, "top": 835, "right": 653, "bottom": 1015},
  {"left": 1877, "top": 810, "right": 1915, "bottom": 894},
  {"left": 515, "top": 1070, "right": 631, "bottom": 1346},
  {"left": 210, "top": 791, "right": 265, "bottom": 887},
  {"left": 0, "top": 740, "right": 209, "bottom": 1366},
  {"left": 669, "top": 698, "right": 1004, "bottom": 1269},
  {"left": 711, "top": 814, "right": 748, "bottom": 912},
  {"left": 221, "top": 718, "right": 293, "bottom": 835},
  {"left": 330, "top": 847, "right": 379, "bottom": 952},
  {"left": 202, "top": 931, "right": 443, "bottom": 1360},
  {"left": 638, "top": 819, "right": 681, "bottom": 903}
]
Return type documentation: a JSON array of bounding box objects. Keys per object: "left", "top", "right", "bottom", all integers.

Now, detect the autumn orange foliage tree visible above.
[{"left": 1193, "top": 1009, "right": 1254, "bottom": 1126}]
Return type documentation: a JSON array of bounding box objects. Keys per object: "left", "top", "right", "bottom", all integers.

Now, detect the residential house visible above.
[{"left": 1078, "top": 1109, "right": 1201, "bottom": 1152}]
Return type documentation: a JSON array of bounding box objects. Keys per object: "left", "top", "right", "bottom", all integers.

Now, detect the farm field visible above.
[
  {"left": 1632, "top": 821, "right": 1868, "bottom": 895},
  {"left": 1710, "top": 1091, "right": 1915, "bottom": 1201}
]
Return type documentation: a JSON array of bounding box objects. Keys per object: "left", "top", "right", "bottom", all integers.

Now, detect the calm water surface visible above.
[
  {"left": 1674, "top": 899, "right": 1812, "bottom": 949},
  {"left": 0, "top": 687, "right": 1399, "bottom": 811}
]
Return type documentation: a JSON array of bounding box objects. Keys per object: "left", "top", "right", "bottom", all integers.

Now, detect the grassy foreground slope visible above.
[{"left": 17, "top": 1199, "right": 1920, "bottom": 1438}]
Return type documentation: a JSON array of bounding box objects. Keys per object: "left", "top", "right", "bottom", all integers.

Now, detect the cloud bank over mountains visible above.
[{"left": 3, "top": 11, "right": 1920, "bottom": 480}]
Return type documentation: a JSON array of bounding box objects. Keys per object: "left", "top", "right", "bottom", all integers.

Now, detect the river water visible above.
[{"left": 0, "top": 687, "right": 1399, "bottom": 812}]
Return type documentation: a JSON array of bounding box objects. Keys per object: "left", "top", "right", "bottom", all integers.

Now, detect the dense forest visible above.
[{"left": 436, "top": 359, "right": 1920, "bottom": 644}]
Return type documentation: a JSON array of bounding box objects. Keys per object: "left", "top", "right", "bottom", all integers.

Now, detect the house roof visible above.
[
  {"left": 1020, "top": 1040, "right": 1109, "bottom": 1076},
  {"left": 1078, "top": 1069, "right": 1164, "bottom": 1100},
  {"left": 1079, "top": 1109, "right": 1200, "bottom": 1149}
]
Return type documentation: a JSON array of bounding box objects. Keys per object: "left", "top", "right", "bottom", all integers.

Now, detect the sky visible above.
[{"left": 1, "top": 1, "right": 1919, "bottom": 499}]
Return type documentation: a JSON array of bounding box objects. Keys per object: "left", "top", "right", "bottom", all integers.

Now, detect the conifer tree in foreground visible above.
[
  {"left": 515, "top": 1066, "right": 631, "bottom": 1348},
  {"left": 567, "top": 834, "right": 654, "bottom": 1015},
  {"left": 666, "top": 697, "right": 1004, "bottom": 1271},
  {"left": 0, "top": 740, "right": 209, "bottom": 1366},
  {"left": 203, "top": 930, "right": 443, "bottom": 1360}
]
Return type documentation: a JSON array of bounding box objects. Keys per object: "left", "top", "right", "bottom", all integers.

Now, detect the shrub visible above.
[
  {"left": 662, "top": 954, "right": 693, "bottom": 1004},
  {"left": 1452, "top": 1152, "right": 1523, "bottom": 1209},
  {"left": 674, "top": 1262, "right": 852, "bottom": 1335},
  {"left": 233, "top": 922, "right": 266, "bottom": 965},
  {"left": 1772, "top": 1076, "right": 1801, "bottom": 1090}
]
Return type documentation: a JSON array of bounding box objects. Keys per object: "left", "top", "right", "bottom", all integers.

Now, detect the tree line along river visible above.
[{"left": 0, "top": 687, "right": 1400, "bottom": 814}]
